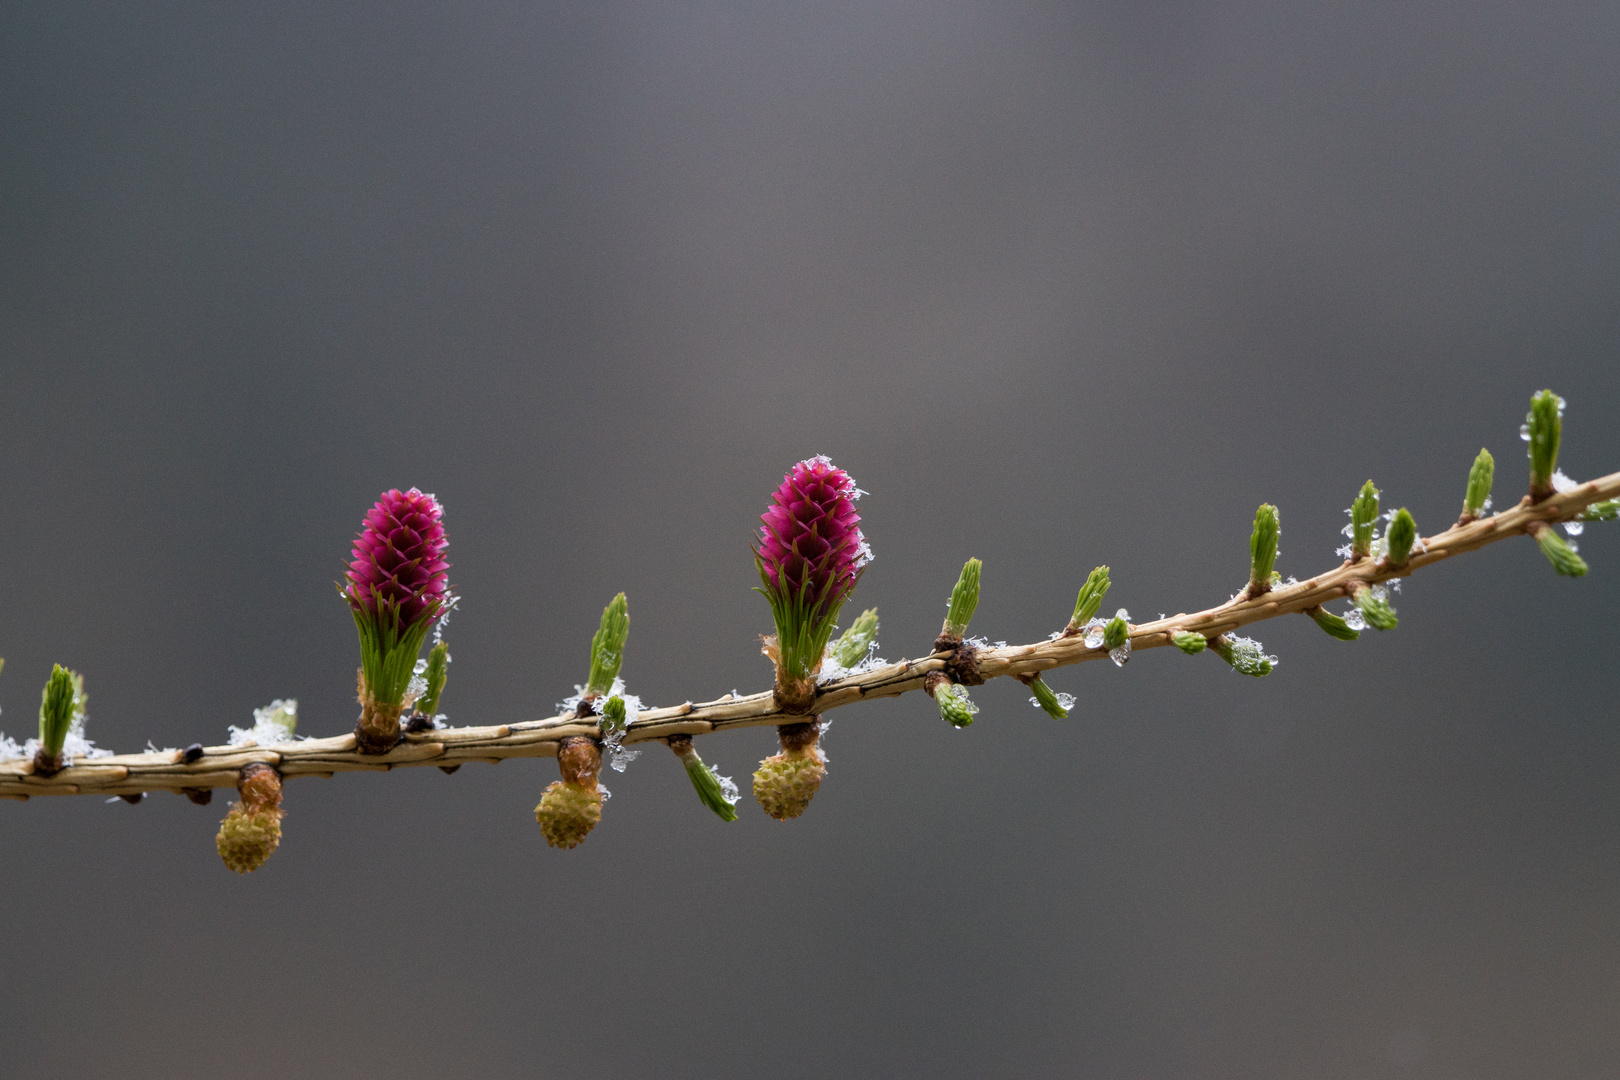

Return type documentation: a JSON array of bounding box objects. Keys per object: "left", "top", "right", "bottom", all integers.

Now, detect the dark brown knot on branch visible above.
[{"left": 933, "top": 633, "right": 986, "bottom": 687}]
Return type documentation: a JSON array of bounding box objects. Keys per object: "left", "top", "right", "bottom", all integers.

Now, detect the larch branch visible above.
[{"left": 3, "top": 470, "right": 1617, "bottom": 802}]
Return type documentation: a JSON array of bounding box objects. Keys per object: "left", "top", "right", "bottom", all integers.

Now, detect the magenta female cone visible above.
[
  {"left": 754, "top": 456, "right": 871, "bottom": 712},
  {"left": 343, "top": 488, "right": 451, "bottom": 752}
]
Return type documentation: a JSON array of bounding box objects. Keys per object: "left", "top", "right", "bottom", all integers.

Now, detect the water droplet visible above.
[{"left": 1565, "top": 520, "right": 1585, "bottom": 536}]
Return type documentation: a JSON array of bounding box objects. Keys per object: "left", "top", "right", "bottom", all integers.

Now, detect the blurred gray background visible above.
[{"left": 3, "top": 1, "right": 1619, "bottom": 1077}]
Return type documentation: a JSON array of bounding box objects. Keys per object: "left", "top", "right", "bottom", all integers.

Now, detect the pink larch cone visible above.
[
  {"left": 343, "top": 488, "right": 451, "bottom": 752},
  {"left": 754, "top": 456, "right": 871, "bottom": 711}
]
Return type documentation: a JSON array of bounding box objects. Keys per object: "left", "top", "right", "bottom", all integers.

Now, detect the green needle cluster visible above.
[
  {"left": 586, "top": 592, "right": 630, "bottom": 698},
  {"left": 1249, "top": 504, "right": 1279, "bottom": 592},
  {"left": 1526, "top": 389, "right": 1563, "bottom": 499},
  {"left": 1351, "top": 481, "right": 1381, "bottom": 559},
  {"left": 1463, "top": 448, "right": 1495, "bottom": 518},
  {"left": 417, "top": 641, "right": 450, "bottom": 717},
  {"left": 829, "top": 608, "right": 880, "bottom": 669},
  {"left": 1027, "top": 676, "right": 1069, "bottom": 719},
  {"left": 942, "top": 559, "right": 982, "bottom": 640},
  {"left": 1067, "top": 566, "right": 1110, "bottom": 632},
  {"left": 37, "top": 664, "right": 76, "bottom": 759},
  {"left": 1308, "top": 606, "right": 1360, "bottom": 641},
  {"left": 1385, "top": 508, "right": 1418, "bottom": 566}
]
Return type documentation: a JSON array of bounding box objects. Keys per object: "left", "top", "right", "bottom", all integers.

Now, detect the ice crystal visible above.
[
  {"left": 558, "top": 677, "right": 643, "bottom": 772},
  {"left": 22, "top": 721, "right": 113, "bottom": 765},
  {"left": 1342, "top": 506, "right": 1382, "bottom": 547},
  {"left": 1565, "top": 520, "right": 1585, "bottom": 536},
  {"left": 818, "top": 640, "right": 886, "bottom": 683},
  {"left": 1081, "top": 617, "right": 1108, "bottom": 649},
  {"left": 228, "top": 699, "right": 299, "bottom": 747},
  {"left": 1343, "top": 607, "right": 1367, "bottom": 631},
  {"left": 404, "top": 657, "right": 430, "bottom": 708},
  {"left": 1219, "top": 635, "right": 1278, "bottom": 676},
  {"left": 555, "top": 685, "right": 592, "bottom": 716},
  {"left": 1109, "top": 640, "right": 1131, "bottom": 667},
  {"left": 431, "top": 594, "right": 460, "bottom": 645},
  {"left": 1551, "top": 469, "right": 1577, "bottom": 494}
]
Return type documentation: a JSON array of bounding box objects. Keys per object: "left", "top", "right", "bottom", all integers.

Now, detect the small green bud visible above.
[
  {"left": 599, "top": 695, "right": 628, "bottom": 741},
  {"left": 417, "top": 641, "right": 450, "bottom": 717},
  {"left": 1385, "top": 508, "right": 1418, "bottom": 566},
  {"left": 684, "top": 755, "right": 739, "bottom": 822},
  {"left": 936, "top": 682, "right": 978, "bottom": 728},
  {"left": 1352, "top": 584, "right": 1398, "bottom": 630},
  {"left": 1249, "top": 504, "right": 1279, "bottom": 591},
  {"left": 1027, "top": 676, "right": 1070, "bottom": 719},
  {"left": 37, "top": 664, "right": 76, "bottom": 758},
  {"left": 1581, "top": 499, "right": 1618, "bottom": 522},
  {"left": 1211, "top": 634, "right": 1276, "bottom": 677},
  {"left": 1525, "top": 389, "right": 1563, "bottom": 499},
  {"left": 1307, "top": 606, "right": 1360, "bottom": 641},
  {"left": 669, "top": 737, "right": 738, "bottom": 822},
  {"left": 829, "top": 607, "right": 880, "bottom": 669},
  {"left": 1068, "top": 566, "right": 1111, "bottom": 630},
  {"left": 585, "top": 592, "right": 630, "bottom": 698},
  {"left": 942, "top": 559, "right": 982, "bottom": 639},
  {"left": 1170, "top": 630, "right": 1208, "bottom": 654},
  {"left": 1103, "top": 613, "right": 1129, "bottom": 651},
  {"left": 1533, "top": 523, "right": 1588, "bottom": 577},
  {"left": 1463, "top": 448, "right": 1494, "bottom": 517},
  {"left": 1351, "top": 481, "right": 1380, "bottom": 559}
]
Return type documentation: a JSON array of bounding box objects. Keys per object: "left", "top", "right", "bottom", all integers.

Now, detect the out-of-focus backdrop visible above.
[{"left": 3, "top": 2, "right": 1618, "bottom": 1077}]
